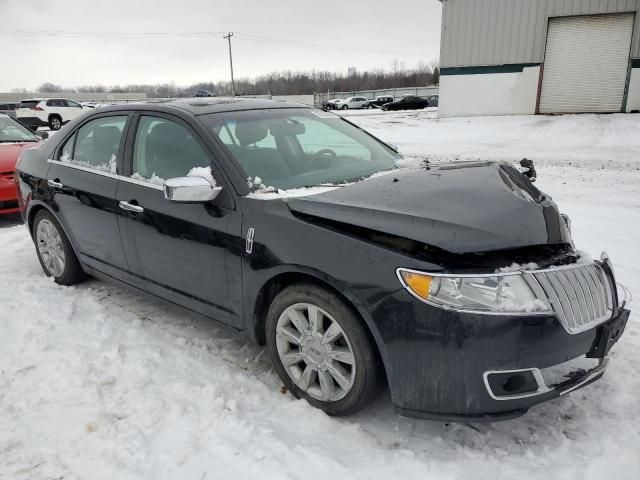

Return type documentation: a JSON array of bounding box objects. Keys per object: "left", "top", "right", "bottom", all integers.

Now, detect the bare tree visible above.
[
  {"left": 24, "top": 63, "right": 439, "bottom": 99},
  {"left": 37, "top": 83, "right": 63, "bottom": 93}
]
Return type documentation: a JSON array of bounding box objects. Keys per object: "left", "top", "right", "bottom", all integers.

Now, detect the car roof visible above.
[
  {"left": 20, "top": 98, "right": 73, "bottom": 101},
  {"left": 94, "top": 97, "right": 310, "bottom": 116}
]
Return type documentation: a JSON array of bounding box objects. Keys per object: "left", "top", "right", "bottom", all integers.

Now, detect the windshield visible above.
[
  {"left": 0, "top": 116, "right": 39, "bottom": 142},
  {"left": 201, "top": 109, "right": 399, "bottom": 190}
]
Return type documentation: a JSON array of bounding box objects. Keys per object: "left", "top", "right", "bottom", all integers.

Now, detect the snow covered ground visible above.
[{"left": 2, "top": 112, "right": 639, "bottom": 479}]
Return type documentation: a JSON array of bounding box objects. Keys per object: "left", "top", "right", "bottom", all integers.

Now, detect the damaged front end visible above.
[{"left": 282, "top": 161, "right": 630, "bottom": 420}]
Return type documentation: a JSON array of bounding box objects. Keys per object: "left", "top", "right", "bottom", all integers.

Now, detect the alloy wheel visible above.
[
  {"left": 275, "top": 303, "right": 356, "bottom": 402},
  {"left": 36, "top": 219, "right": 66, "bottom": 277}
]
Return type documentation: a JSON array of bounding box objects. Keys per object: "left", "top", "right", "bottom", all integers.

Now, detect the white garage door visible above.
[{"left": 539, "top": 13, "right": 634, "bottom": 113}]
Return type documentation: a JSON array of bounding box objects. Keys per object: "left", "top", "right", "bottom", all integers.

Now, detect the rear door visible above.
[
  {"left": 47, "top": 113, "right": 131, "bottom": 280},
  {"left": 116, "top": 113, "right": 243, "bottom": 326},
  {"left": 47, "top": 99, "right": 64, "bottom": 118}
]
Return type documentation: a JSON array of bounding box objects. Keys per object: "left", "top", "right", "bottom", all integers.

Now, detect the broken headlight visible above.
[{"left": 397, "top": 268, "right": 552, "bottom": 314}]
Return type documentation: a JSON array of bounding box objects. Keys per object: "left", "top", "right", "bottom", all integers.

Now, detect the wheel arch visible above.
[
  {"left": 27, "top": 202, "right": 82, "bottom": 261},
  {"left": 251, "top": 269, "right": 390, "bottom": 384}
]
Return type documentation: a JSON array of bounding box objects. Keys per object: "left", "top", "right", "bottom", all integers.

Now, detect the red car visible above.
[{"left": 0, "top": 114, "right": 44, "bottom": 215}]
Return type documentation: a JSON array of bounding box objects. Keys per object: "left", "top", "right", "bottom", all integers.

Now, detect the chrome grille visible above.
[{"left": 527, "top": 263, "right": 614, "bottom": 334}]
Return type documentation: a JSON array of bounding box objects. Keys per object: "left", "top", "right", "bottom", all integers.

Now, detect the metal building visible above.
[{"left": 438, "top": 0, "right": 640, "bottom": 116}]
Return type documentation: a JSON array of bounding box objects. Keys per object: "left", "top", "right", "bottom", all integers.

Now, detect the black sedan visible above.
[
  {"left": 382, "top": 95, "right": 429, "bottom": 111},
  {"left": 15, "top": 98, "right": 630, "bottom": 421},
  {"left": 362, "top": 96, "right": 394, "bottom": 109}
]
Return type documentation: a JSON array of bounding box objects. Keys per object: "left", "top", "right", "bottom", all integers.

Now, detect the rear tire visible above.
[
  {"left": 266, "top": 283, "right": 381, "bottom": 416},
  {"left": 33, "top": 210, "right": 86, "bottom": 286},
  {"left": 48, "top": 115, "right": 62, "bottom": 130}
]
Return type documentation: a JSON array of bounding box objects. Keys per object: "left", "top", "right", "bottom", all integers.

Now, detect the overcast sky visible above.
[{"left": 0, "top": 0, "right": 442, "bottom": 91}]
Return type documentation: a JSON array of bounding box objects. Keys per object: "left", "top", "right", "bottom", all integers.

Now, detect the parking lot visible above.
[{"left": 1, "top": 111, "right": 638, "bottom": 480}]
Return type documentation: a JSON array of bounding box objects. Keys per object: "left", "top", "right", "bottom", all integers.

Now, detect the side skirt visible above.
[{"left": 82, "top": 264, "right": 245, "bottom": 337}]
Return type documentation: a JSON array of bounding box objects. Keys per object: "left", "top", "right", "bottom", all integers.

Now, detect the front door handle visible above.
[
  {"left": 47, "top": 179, "right": 63, "bottom": 189},
  {"left": 119, "top": 200, "right": 144, "bottom": 213}
]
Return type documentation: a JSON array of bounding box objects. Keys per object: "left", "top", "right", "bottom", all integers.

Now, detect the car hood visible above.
[
  {"left": 285, "top": 162, "right": 571, "bottom": 254},
  {"left": 0, "top": 142, "right": 41, "bottom": 172}
]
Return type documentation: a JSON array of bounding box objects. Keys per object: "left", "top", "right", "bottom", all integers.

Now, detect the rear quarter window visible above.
[
  {"left": 18, "top": 101, "right": 40, "bottom": 109},
  {"left": 58, "top": 116, "right": 128, "bottom": 173}
]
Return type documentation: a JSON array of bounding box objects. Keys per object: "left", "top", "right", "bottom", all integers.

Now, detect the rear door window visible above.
[{"left": 59, "top": 115, "right": 127, "bottom": 173}]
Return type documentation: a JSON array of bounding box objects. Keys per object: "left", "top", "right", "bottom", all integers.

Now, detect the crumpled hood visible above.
[{"left": 285, "top": 162, "right": 571, "bottom": 254}]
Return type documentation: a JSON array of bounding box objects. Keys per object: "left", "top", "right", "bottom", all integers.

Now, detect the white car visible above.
[
  {"left": 334, "top": 96, "right": 368, "bottom": 110},
  {"left": 16, "top": 98, "right": 86, "bottom": 131}
]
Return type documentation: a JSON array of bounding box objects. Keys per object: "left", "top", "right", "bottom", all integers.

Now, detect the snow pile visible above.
[
  {"left": 497, "top": 262, "right": 540, "bottom": 273},
  {"left": 494, "top": 298, "right": 550, "bottom": 313},
  {"left": 131, "top": 172, "right": 165, "bottom": 186},
  {"left": 188, "top": 166, "right": 217, "bottom": 185},
  {"left": 245, "top": 175, "right": 341, "bottom": 200},
  {"left": 60, "top": 153, "right": 117, "bottom": 174},
  {"left": 343, "top": 110, "right": 640, "bottom": 170},
  {"left": 247, "top": 185, "right": 339, "bottom": 200}
]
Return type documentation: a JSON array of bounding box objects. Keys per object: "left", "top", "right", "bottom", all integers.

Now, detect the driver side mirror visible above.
[{"left": 164, "top": 176, "right": 222, "bottom": 203}]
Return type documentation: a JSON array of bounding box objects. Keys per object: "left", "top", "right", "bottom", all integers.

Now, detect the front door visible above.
[
  {"left": 46, "top": 114, "right": 131, "bottom": 280},
  {"left": 115, "top": 113, "right": 243, "bottom": 326}
]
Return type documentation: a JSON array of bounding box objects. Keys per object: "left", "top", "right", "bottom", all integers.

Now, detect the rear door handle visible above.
[
  {"left": 119, "top": 201, "right": 144, "bottom": 213},
  {"left": 47, "top": 179, "right": 63, "bottom": 189}
]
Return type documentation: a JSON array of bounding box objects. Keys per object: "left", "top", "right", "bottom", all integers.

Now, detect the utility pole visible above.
[{"left": 223, "top": 32, "right": 235, "bottom": 97}]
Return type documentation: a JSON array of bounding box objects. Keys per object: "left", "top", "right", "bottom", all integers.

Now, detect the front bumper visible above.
[{"left": 372, "top": 267, "right": 630, "bottom": 422}]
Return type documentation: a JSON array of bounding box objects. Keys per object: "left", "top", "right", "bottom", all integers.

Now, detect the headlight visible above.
[{"left": 397, "top": 268, "right": 552, "bottom": 314}]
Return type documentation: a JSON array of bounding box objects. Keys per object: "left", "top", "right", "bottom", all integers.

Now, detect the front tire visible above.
[
  {"left": 33, "top": 210, "right": 85, "bottom": 285},
  {"left": 266, "top": 283, "right": 381, "bottom": 416},
  {"left": 341, "top": 105, "right": 348, "bottom": 110}
]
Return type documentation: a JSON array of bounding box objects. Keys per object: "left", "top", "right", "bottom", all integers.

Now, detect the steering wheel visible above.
[{"left": 310, "top": 148, "right": 337, "bottom": 162}]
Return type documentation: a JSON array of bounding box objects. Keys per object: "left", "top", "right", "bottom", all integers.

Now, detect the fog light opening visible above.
[{"left": 502, "top": 374, "right": 528, "bottom": 393}]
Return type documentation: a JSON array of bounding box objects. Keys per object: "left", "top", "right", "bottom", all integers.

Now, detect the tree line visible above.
[{"left": 22, "top": 62, "right": 439, "bottom": 98}]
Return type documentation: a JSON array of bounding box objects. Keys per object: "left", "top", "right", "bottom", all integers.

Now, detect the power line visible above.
[{"left": 0, "top": 29, "right": 437, "bottom": 56}]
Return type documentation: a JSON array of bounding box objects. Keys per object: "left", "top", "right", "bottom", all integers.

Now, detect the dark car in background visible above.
[
  {"left": 362, "top": 96, "right": 394, "bottom": 109},
  {"left": 0, "top": 102, "right": 19, "bottom": 119},
  {"left": 427, "top": 94, "right": 439, "bottom": 107},
  {"left": 382, "top": 95, "right": 430, "bottom": 111},
  {"left": 15, "top": 98, "right": 630, "bottom": 421},
  {"left": 194, "top": 90, "right": 216, "bottom": 97},
  {"left": 322, "top": 98, "right": 342, "bottom": 110}
]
